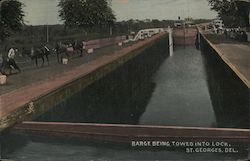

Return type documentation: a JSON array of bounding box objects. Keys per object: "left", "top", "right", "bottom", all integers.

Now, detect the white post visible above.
[
  {"left": 110, "top": 26, "right": 113, "bottom": 36},
  {"left": 168, "top": 26, "right": 174, "bottom": 57}
]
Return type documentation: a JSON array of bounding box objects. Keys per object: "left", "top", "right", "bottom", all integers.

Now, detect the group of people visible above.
[
  {"left": 0, "top": 47, "right": 21, "bottom": 75},
  {"left": 224, "top": 29, "right": 248, "bottom": 42},
  {"left": 0, "top": 40, "right": 88, "bottom": 76}
]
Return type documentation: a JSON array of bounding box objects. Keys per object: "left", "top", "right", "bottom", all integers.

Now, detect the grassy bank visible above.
[
  {"left": 0, "top": 19, "right": 211, "bottom": 56},
  {"left": 0, "top": 24, "right": 123, "bottom": 56}
]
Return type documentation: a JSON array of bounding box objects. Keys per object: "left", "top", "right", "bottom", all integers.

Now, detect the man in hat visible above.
[{"left": 7, "top": 47, "right": 21, "bottom": 73}]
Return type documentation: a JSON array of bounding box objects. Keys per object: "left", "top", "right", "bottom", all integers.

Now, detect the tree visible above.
[
  {"left": 208, "top": 0, "right": 250, "bottom": 28},
  {"left": 58, "top": 0, "right": 116, "bottom": 31},
  {"left": 235, "top": 1, "right": 250, "bottom": 28},
  {"left": 0, "top": 0, "right": 24, "bottom": 41}
]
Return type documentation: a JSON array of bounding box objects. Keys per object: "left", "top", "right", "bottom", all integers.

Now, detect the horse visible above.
[
  {"left": 55, "top": 42, "right": 77, "bottom": 63},
  {"left": 23, "top": 46, "right": 50, "bottom": 67},
  {"left": 72, "top": 40, "right": 84, "bottom": 57}
]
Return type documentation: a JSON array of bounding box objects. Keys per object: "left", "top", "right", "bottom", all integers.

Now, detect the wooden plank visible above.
[{"left": 14, "top": 122, "right": 250, "bottom": 143}]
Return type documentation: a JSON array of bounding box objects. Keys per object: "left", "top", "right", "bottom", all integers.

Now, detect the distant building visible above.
[
  {"left": 213, "top": 19, "right": 224, "bottom": 29},
  {"left": 174, "top": 20, "right": 183, "bottom": 28}
]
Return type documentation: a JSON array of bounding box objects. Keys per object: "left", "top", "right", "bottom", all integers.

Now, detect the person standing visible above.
[{"left": 7, "top": 47, "right": 21, "bottom": 73}]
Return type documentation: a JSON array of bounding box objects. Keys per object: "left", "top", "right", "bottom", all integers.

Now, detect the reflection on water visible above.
[
  {"left": 201, "top": 39, "right": 249, "bottom": 129},
  {"left": 140, "top": 46, "right": 215, "bottom": 127}
]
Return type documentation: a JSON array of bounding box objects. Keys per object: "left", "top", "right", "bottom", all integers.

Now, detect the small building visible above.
[
  {"left": 174, "top": 20, "right": 183, "bottom": 28},
  {"left": 213, "top": 19, "right": 224, "bottom": 28}
]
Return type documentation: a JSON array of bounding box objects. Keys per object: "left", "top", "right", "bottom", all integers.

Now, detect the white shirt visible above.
[
  {"left": 82, "top": 41, "right": 87, "bottom": 49},
  {"left": 8, "top": 48, "right": 15, "bottom": 59}
]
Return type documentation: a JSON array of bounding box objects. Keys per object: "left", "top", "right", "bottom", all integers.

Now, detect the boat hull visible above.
[{"left": 173, "top": 27, "right": 198, "bottom": 45}]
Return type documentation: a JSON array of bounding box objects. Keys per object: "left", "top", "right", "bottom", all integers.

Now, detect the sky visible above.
[{"left": 19, "top": 0, "right": 218, "bottom": 25}]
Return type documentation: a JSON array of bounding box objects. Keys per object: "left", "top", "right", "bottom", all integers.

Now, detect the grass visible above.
[{"left": 0, "top": 24, "right": 125, "bottom": 57}]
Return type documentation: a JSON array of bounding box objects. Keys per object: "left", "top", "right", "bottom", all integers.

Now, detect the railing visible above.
[{"left": 132, "top": 28, "right": 165, "bottom": 41}]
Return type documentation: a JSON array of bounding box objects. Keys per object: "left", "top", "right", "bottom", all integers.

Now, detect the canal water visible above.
[
  {"left": 139, "top": 46, "right": 215, "bottom": 127},
  {"left": 36, "top": 46, "right": 216, "bottom": 127},
  {"left": 36, "top": 45, "right": 249, "bottom": 129},
  {"left": 2, "top": 43, "right": 250, "bottom": 160}
]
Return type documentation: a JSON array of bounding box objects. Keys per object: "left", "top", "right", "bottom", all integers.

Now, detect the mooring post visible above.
[
  {"left": 168, "top": 26, "right": 174, "bottom": 56},
  {"left": 198, "top": 31, "right": 201, "bottom": 49}
]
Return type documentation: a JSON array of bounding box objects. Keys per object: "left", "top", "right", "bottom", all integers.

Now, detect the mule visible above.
[
  {"left": 55, "top": 43, "right": 75, "bottom": 63},
  {"left": 24, "top": 46, "right": 50, "bottom": 67},
  {"left": 72, "top": 41, "right": 84, "bottom": 57}
]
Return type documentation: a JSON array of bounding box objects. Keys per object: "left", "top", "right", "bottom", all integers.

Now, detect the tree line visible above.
[
  {"left": 208, "top": 0, "right": 250, "bottom": 28},
  {"left": 58, "top": 0, "right": 115, "bottom": 30},
  {"left": 0, "top": 0, "right": 115, "bottom": 41},
  {"left": 0, "top": 0, "right": 249, "bottom": 42},
  {"left": 0, "top": 0, "right": 24, "bottom": 41}
]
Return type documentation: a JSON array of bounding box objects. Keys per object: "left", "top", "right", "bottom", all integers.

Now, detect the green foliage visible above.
[
  {"left": 0, "top": 0, "right": 24, "bottom": 41},
  {"left": 58, "top": 0, "right": 116, "bottom": 29},
  {"left": 208, "top": 0, "right": 249, "bottom": 28}
]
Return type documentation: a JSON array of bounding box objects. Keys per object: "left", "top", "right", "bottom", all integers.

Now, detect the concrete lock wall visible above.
[
  {"left": 36, "top": 34, "right": 169, "bottom": 123},
  {"left": 200, "top": 33, "right": 250, "bottom": 128},
  {"left": 0, "top": 34, "right": 169, "bottom": 131}
]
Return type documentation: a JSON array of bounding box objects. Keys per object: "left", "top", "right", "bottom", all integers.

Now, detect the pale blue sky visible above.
[{"left": 20, "top": 0, "right": 217, "bottom": 25}]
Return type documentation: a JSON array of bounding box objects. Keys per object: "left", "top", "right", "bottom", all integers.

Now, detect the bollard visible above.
[
  {"left": 62, "top": 58, "right": 68, "bottom": 65},
  {"left": 87, "top": 48, "right": 94, "bottom": 54},
  {"left": 0, "top": 74, "right": 7, "bottom": 85},
  {"left": 118, "top": 42, "right": 123, "bottom": 46}
]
